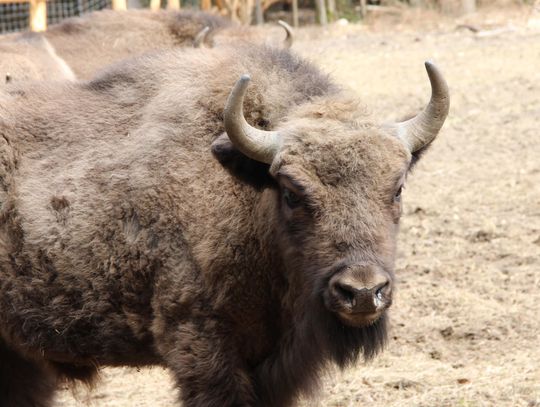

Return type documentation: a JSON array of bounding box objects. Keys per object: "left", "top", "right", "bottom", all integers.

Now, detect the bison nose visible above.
[
  {"left": 331, "top": 280, "right": 389, "bottom": 313},
  {"left": 327, "top": 266, "right": 392, "bottom": 314}
]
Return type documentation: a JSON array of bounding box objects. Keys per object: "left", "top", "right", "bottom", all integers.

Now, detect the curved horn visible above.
[
  {"left": 277, "top": 20, "right": 294, "bottom": 48},
  {"left": 224, "top": 75, "right": 281, "bottom": 164},
  {"left": 193, "top": 26, "right": 210, "bottom": 48},
  {"left": 394, "top": 61, "right": 450, "bottom": 152}
]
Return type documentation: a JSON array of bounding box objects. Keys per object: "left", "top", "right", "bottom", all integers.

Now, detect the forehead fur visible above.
[{"left": 272, "top": 96, "right": 410, "bottom": 187}]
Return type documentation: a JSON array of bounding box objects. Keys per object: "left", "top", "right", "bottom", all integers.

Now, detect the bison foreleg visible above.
[
  {"left": 0, "top": 340, "right": 57, "bottom": 407},
  {"left": 154, "top": 317, "right": 256, "bottom": 407}
]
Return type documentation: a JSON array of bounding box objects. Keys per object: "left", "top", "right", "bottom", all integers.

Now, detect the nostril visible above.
[
  {"left": 374, "top": 281, "right": 390, "bottom": 309},
  {"left": 375, "top": 281, "right": 389, "bottom": 299},
  {"left": 332, "top": 282, "right": 357, "bottom": 308}
]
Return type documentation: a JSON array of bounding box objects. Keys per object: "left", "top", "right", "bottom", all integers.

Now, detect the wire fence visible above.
[{"left": 0, "top": 0, "right": 112, "bottom": 34}]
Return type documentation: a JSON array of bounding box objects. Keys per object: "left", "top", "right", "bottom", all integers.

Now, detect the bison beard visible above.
[
  {"left": 256, "top": 295, "right": 387, "bottom": 405},
  {"left": 254, "top": 229, "right": 388, "bottom": 405}
]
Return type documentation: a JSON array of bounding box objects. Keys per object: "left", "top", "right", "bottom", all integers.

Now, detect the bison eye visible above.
[
  {"left": 283, "top": 187, "right": 302, "bottom": 209},
  {"left": 394, "top": 185, "right": 403, "bottom": 202}
]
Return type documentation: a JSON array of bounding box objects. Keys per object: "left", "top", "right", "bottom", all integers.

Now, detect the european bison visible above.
[
  {"left": 42, "top": 9, "right": 232, "bottom": 79},
  {"left": 0, "top": 33, "right": 75, "bottom": 87},
  {"left": 0, "top": 44, "right": 449, "bottom": 406},
  {"left": 195, "top": 19, "right": 294, "bottom": 49},
  {"left": 42, "top": 9, "right": 292, "bottom": 80}
]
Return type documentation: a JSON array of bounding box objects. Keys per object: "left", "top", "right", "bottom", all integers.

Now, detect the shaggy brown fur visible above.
[
  {"left": 0, "top": 45, "right": 434, "bottom": 406},
  {"left": 0, "top": 32, "right": 75, "bottom": 86}
]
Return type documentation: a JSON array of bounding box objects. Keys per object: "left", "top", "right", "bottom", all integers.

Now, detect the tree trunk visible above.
[
  {"left": 359, "top": 0, "right": 367, "bottom": 18},
  {"left": 255, "top": 0, "right": 264, "bottom": 25},
  {"left": 462, "top": 0, "right": 476, "bottom": 14},
  {"left": 326, "top": 0, "right": 336, "bottom": 22},
  {"left": 292, "top": 0, "right": 299, "bottom": 27},
  {"left": 315, "top": 0, "right": 327, "bottom": 25}
]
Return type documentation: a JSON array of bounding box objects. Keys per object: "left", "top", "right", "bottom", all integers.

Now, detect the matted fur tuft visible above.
[{"left": 256, "top": 295, "right": 387, "bottom": 406}]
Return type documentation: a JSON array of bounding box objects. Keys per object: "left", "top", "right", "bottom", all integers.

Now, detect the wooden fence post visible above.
[
  {"left": 150, "top": 0, "right": 161, "bottom": 10},
  {"left": 292, "top": 0, "right": 298, "bottom": 27},
  {"left": 29, "top": 0, "right": 47, "bottom": 31},
  {"left": 167, "top": 0, "right": 180, "bottom": 9},
  {"left": 201, "top": 0, "right": 211, "bottom": 10},
  {"left": 112, "top": 0, "right": 127, "bottom": 9}
]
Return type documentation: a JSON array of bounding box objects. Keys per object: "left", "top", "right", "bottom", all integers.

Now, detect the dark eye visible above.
[
  {"left": 283, "top": 187, "right": 302, "bottom": 208},
  {"left": 394, "top": 185, "right": 403, "bottom": 202}
]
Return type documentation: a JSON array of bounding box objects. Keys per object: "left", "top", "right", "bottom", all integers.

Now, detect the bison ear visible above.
[
  {"left": 211, "top": 133, "right": 275, "bottom": 189},
  {"left": 409, "top": 143, "right": 433, "bottom": 172}
]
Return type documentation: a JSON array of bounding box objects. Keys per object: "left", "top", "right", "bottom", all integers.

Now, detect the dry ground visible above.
[{"left": 56, "top": 7, "right": 539, "bottom": 407}]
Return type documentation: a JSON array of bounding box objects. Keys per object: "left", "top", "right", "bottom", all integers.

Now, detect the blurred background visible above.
[{"left": 2, "top": 0, "right": 538, "bottom": 33}]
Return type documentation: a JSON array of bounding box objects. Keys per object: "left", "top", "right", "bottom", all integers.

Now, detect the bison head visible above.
[
  {"left": 193, "top": 20, "right": 293, "bottom": 49},
  {"left": 213, "top": 63, "right": 449, "bottom": 332}
]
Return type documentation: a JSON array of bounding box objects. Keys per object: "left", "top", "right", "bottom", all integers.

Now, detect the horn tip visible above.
[
  {"left": 277, "top": 20, "right": 293, "bottom": 32},
  {"left": 193, "top": 26, "right": 211, "bottom": 48},
  {"left": 424, "top": 60, "right": 445, "bottom": 78},
  {"left": 277, "top": 20, "right": 293, "bottom": 48},
  {"left": 424, "top": 60, "right": 436, "bottom": 71}
]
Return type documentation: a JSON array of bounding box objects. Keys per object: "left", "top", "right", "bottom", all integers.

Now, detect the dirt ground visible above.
[{"left": 55, "top": 6, "right": 540, "bottom": 407}]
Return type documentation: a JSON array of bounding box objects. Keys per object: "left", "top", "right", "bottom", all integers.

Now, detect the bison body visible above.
[
  {"left": 0, "top": 10, "right": 230, "bottom": 84},
  {"left": 42, "top": 9, "right": 231, "bottom": 79},
  {"left": 0, "top": 45, "right": 448, "bottom": 406},
  {"left": 1, "top": 9, "right": 292, "bottom": 84}
]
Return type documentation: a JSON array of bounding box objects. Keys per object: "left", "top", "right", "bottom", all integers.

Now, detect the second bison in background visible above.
[
  {"left": 0, "top": 10, "right": 292, "bottom": 83},
  {"left": 42, "top": 9, "right": 232, "bottom": 79},
  {"left": 0, "top": 44, "right": 449, "bottom": 406}
]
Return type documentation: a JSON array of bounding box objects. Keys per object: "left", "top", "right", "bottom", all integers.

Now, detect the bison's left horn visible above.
[
  {"left": 224, "top": 74, "right": 281, "bottom": 164},
  {"left": 193, "top": 26, "right": 210, "bottom": 48},
  {"left": 278, "top": 20, "right": 294, "bottom": 48},
  {"left": 393, "top": 61, "right": 450, "bottom": 152}
]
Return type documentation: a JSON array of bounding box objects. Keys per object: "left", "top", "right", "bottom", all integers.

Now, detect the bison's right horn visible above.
[
  {"left": 392, "top": 61, "right": 450, "bottom": 153},
  {"left": 193, "top": 26, "right": 210, "bottom": 48},
  {"left": 224, "top": 75, "right": 281, "bottom": 164},
  {"left": 278, "top": 20, "right": 294, "bottom": 48}
]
